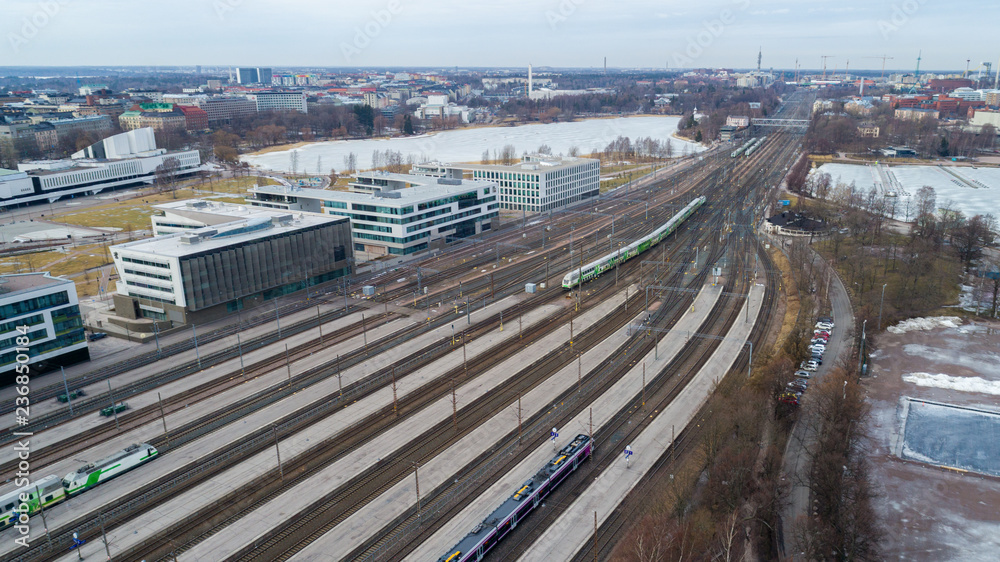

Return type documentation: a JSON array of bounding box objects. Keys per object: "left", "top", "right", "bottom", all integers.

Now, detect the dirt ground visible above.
[{"left": 865, "top": 319, "right": 1000, "bottom": 560}]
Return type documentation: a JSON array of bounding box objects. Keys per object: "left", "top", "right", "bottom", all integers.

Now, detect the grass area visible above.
[
  {"left": 49, "top": 176, "right": 275, "bottom": 231},
  {"left": 769, "top": 244, "right": 801, "bottom": 347},
  {"left": 1, "top": 243, "right": 112, "bottom": 298}
]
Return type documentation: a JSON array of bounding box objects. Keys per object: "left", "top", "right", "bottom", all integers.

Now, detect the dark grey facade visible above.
[{"left": 179, "top": 221, "right": 351, "bottom": 312}]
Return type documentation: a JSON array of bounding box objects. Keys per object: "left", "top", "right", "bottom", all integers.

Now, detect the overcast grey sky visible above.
[{"left": 4, "top": 0, "right": 995, "bottom": 72}]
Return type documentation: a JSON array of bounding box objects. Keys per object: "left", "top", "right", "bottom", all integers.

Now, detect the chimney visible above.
[{"left": 528, "top": 64, "right": 533, "bottom": 97}]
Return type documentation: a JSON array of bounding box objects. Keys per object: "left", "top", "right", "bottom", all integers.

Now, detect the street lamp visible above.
[{"left": 877, "top": 283, "right": 888, "bottom": 331}]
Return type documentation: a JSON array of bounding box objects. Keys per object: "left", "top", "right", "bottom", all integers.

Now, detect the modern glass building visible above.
[
  {"left": 249, "top": 172, "right": 499, "bottom": 260},
  {"left": 0, "top": 273, "right": 88, "bottom": 378},
  {"left": 111, "top": 211, "right": 352, "bottom": 326}
]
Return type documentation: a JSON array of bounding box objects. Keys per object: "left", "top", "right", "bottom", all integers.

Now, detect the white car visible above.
[
  {"left": 815, "top": 322, "right": 834, "bottom": 331},
  {"left": 804, "top": 361, "right": 819, "bottom": 371}
]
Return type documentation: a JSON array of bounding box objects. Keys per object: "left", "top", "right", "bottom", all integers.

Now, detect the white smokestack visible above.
[
  {"left": 995, "top": 56, "right": 999, "bottom": 90},
  {"left": 528, "top": 64, "right": 533, "bottom": 97}
]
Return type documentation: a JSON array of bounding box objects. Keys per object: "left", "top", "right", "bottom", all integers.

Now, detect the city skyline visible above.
[{"left": 4, "top": 0, "right": 996, "bottom": 72}]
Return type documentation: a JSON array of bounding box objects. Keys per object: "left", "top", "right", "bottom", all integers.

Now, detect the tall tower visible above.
[
  {"left": 757, "top": 47, "right": 762, "bottom": 72},
  {"left": 528, "top": 64, "right": 533, "bottom": 97}
]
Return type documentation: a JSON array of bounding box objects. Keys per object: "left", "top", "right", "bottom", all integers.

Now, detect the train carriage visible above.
[
  {"left": 563, "top": 196, "right": 706, "bottom": 290},
  {"left": 0, "top": 475, "right": 66, "bottom": 530},
  {"left": 62, "top": 443, "right": 158, "bottom": 496},
  {"left": 439, "top": 434, "right": 593, "bottom": 562}
]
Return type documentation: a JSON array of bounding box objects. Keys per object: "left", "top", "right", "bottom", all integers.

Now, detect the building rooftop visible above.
[
  {"left": 253, "top": 173, "right": 494, "bottom": 205},
  {"left": 422, "top": 154, "right": 597, "bottom": 174},
  {"left": 0, "top": 272, "right": 72, "bottom": 299},
  {"left": 112, "top": 210, "right": 347, "bottom": 258}
]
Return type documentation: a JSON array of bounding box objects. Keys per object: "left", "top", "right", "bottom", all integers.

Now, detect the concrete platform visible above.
[
  {"left": 43, "top": 295, "right": 554, "bottom": 562},
  {"left": 0, "top": 296, "right": 385, "bottom": 430},
  {"left": 7, "top": 296, "right": 527, "bottom": 559},
  {"left": 0, "top": 309, "right": 400, "bottom": 469},
  {"left": 284, "top": 284, "right": 650, "bottom": 561},
  {"left": 518, "top": 283, "right": 764, "bottom": 561},
  {"left": 407, "top": 283, "right": 724, "bottom": 561}
]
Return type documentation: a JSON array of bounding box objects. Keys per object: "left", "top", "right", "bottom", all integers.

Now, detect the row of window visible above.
[
  {"left": 122, "top": 256, "right": 171, "bottom": 269},
  {"left": 0, "top": 327, "right": 46, "bottom": 352},
  {"left": 125, "top": 268, "right": 172, "bottom": 281},
  {"left": 354, "top": 230, "right": 431, "bottom": 244},
  {"left": 0, "top": 329, "right": 85, "bottom": 367},
  {"left": 405, "top": 205, "right": 497, "bottom": 234},
  {"left": 126, "top": 280, "right": 175, "bottom": 294},
  {"left": 0, "top": 314, "right": 43, "bottom": 336},
  {"left": 0, "top": 291, "right": 69, "bottom": 319}
]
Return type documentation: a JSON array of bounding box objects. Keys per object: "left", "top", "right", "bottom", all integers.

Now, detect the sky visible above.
[{"left": 3, "top": 0, "right": 997, "bottom": 72}]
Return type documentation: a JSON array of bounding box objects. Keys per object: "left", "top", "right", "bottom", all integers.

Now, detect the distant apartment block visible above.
[
  {"left": 236, "top": 67, "right": 273, "bottom": 85},
  {"left": 895, "top": 107, "right": 940, "bottom": 121},
  {"left": 246, "top": 91, "right": 308, "bottom": 113}
]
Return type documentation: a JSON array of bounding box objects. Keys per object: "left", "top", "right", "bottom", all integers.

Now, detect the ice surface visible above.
[
  {"left": 243, "top": 116, "right": 702, "bottom": 172},
  {"left": 903, "top": 373, "right": 1000, "bottom": 396},
  {"left": 901, "top": 400, "right": 1000, "bottom": 477},
  {"left": 887, "top": 316, "right": 963, "bottom": 334},
  {"left": 815, "top": 163, "right": 1000, "bottom": 220}
]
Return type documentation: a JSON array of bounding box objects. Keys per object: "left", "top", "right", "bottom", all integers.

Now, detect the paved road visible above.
[{"left": 778, "top": 247, "right": 854, "bottom": 556}]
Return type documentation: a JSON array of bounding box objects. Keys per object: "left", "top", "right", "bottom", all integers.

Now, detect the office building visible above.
[
  {"left": 236, "top": 67, "right": 272, "bottom": 85},
  {"left": 111, "top": 210, "right": 352, "bottom": 326},
  {"left": 411, "top": 154, "right": 600, "bottom": 213},
  {"left": 249, "top": 172, "right": 499, "bottom": 259},
  {"left": 0, "top": 273, "right": 88, "bottom": 376},
  {"left": 1, "top": 129, "right": 201, "bottom": 209},
  {"left": 246, "top": 91, "right": 308, "bottom": 113}
]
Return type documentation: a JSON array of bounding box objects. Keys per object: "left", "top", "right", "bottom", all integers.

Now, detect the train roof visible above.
[
  {"left": 68, "top": 443, "right": 154, "bottom": 477},
  {"left": 440, "top": 434, "right": 592, "bottom": 560}
]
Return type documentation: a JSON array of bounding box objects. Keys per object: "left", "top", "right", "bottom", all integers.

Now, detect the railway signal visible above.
[
  {"left": 551, "top": 427, "right": 559, "bottom": 450},
  {"left": 624, "top": 445, "right": 633, "bottom": 468}
]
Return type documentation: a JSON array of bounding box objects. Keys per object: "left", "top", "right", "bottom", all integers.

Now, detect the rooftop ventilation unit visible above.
[{"left": 437, "top": 178, "right": 462, "bottom": 186}]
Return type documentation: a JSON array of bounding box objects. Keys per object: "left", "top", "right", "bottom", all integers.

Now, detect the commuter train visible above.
[
  {"left": 744, "top": 136, "right": 767, "bottom": 157},
  {"left": 562, "top": 196, "right": 706, "bottom": 290},
  {"left": 731, "top": 137, "right": 756, "bottom": 158},
  {"left": 438, "top": 434, "right": 594, "bottom": 562},
  {"left": 0, "top": 443, "right": 157, "bottom": 530}
]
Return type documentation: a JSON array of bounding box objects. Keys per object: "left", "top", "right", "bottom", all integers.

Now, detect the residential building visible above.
[
  {"left": 249, "top": 172, "right": 499, "bottom": 259},
  {"left": 857, "top": 123, "right": 880, "bottom": 138},
  {"left": 725, "top": 115, "right": 750, "bottom": 128},
  {"left": 412, "top": 154, "right": 600, "bottom": 213},
  {"left": 118, "top": 108, "right": 186, "bottom": 132},
  {"left": 111, "top": 210, "right": 352, "bottom": 325},
  {"left": 246, "top": 91, "right": 308, "bottom": 113},
  {"left": 162, "top": 94, "right": 257, "bottom": 123},
  {"left": 176, "top": 105, "right": 209, "bottom": 131},
  {"left": 0, "top": 272, "right": 88, "bottom": 376},
  {"left": 970, "top": 109, "right": 1000, "bottom": 129},
  {"left": 895, "top": 107, "right": 939, "bottom": 121},
  {"left": 1, "top": 129, "right": 201, "bottom": 209}
]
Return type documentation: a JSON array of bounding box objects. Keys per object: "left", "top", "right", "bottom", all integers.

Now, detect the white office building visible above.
[
  {"left": 249, "top": 172, "right": 499, "bottom": 259},
  {"left": 246, "top": 91, "right": 307, "bottom": 113},
  {"left": 1, "top": 128, "right": 201, "bottom": 209},
  {"left": 411, "top": 154, "right": 600, "bottom": 213},
  {"left": 1, "top": 273, "right": 88, "bottom": 375}
]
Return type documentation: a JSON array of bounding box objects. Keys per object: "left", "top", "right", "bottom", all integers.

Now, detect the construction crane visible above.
[
  {"left": 821, "top": 55, "right": 833, "bottom": 79},
  {"left": 863, "top": 55, "right": 895, "bottom": 80}
]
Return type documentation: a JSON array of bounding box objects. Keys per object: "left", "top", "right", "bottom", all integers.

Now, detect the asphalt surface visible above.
[{"left": 778, "top": 244, "right": 855, "bottom": 556}]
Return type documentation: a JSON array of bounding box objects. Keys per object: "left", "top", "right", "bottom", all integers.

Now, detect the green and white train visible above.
[
  {"left": 562, "top": 196, "right": 706, "bottom": 289},
  {"left": 0, "top": 443, "right": 157, "bottom": 530},
  {"left": 0, "top": 475, "right": 65, "bottom": 529}
]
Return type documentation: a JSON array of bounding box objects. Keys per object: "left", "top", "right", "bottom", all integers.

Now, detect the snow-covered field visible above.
[
  {"left": 243, "top": 116, "right": 702, "bottom": 173},
  {"left": 815, "top": 163, "right": 1000, "bottom": 219},
  {"left": 902, "top": 373, "right": 1000, "bottom": 396},
  {"left": 887, "top": 316, "right": 963, "bottom": 334}
]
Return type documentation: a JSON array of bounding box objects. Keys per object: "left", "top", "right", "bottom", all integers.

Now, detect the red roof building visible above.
[{"left": 176, "top": 105, "right": 209, "bottom": 131}]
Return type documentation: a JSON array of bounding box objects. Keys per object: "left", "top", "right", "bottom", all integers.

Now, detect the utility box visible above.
[
  {"left": 363, "top": 285, "right": 375, "bottom": 296},
  {"left": 525, "top": 283, "right": 537, "bottom": 294},
  {"left": 539, "top": 282, "right": 546, "bottom": 289}
]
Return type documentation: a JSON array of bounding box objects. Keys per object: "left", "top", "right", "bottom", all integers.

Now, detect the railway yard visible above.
[{"left": 0, "top": 95, "right": 811, "bottom": 561}]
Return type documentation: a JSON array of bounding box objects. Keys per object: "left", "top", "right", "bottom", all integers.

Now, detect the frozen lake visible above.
[
  {"left": 815, "top": 162, "right": 1000, "bottom": 219},
  {"left": 243, "top": 116, "right": 701, "bottom": 173}
]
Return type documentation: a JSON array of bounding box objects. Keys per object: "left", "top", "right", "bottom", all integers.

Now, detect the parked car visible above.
[
  {"left": 795, "top": 370, "right": 812, "bottom": 378},
  {"left": 788, "top": 379, "right": 808, "bottom": 392},
  {"left": 88, "top": 332, "right": 108, "bottom": 342},
  {"left": 779, "top": 392, "right": 801, "bottom": 406},
  {"left": 818, "top": 316, "right": 834, "bottom": 324},
  {"left": 804, "top": 361, "right": 819, "bottom": 371},
  {"left": 816, "top": 322, "right": 834, "bottom": 331}
]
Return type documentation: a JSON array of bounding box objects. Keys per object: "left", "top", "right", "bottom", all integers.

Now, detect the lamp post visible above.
[{"left": 877, "top": 283, "right": 888, "bottom": 331}]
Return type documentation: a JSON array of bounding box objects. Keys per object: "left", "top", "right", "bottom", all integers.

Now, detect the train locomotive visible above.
[
  {"left": 438, "top": 434, "right": 593, "bottom": 562},
  {"left": 562, "top": 196, "right": 706, "bottom": 290}
]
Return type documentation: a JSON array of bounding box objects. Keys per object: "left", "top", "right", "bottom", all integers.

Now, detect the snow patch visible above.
[
  {"left": 902, "top": 372, "right": 1000, "bottom": 396},
  {"left": 887, "top": 316, "right": 963, "bottom": 334}
]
